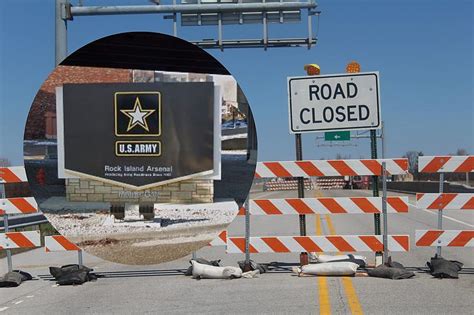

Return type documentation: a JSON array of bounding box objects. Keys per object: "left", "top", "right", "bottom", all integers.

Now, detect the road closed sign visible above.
[{"left": 288, "top": 72, "right": 381, "bottom": 133}]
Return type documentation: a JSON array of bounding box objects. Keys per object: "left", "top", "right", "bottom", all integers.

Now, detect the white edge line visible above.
[
  {"left": 409, "top": 202, "right": 474, "bottom": 228},
  {"left": 0, "top": 307, "right": 9, "bottom": 312},
  {"left": 14, "top": 300, "right": 23, "bottom": 305}
]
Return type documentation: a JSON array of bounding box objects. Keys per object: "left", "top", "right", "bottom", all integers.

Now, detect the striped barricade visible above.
[
  {"left": 417, "top": 156, "right": 474, "bottom": 255},
  {"left": 255, "top": 158, "right": 408, "bottom": 178},
  {"left": 45, "top": 235, "right": 81, "bottom": 252},
  {"left": 0, "top": 197, "right": 38, "bottom": 215},
  {"left": 415, "top": 230, "right": 474, "bottom": 247},
  {"left": 0, "top": 231, "right": 41, "bottom": 249},
  {"left": 227, "top": 235, "right": 410, "bottom": 253},
  {"left": 0, "top": 167, "right": 28, "bottom": 183},
  {"left": 418, "top": 155, "right": 473, "bottom": 173},
  {"left": 208, "top": 230, "right": 227, "bottom": 247},
  {"left": 249, "top": 196, "right": 409, "bottom": 215},
  {"left": 416, "top": 193, "right": 474, "bottom": 210}
]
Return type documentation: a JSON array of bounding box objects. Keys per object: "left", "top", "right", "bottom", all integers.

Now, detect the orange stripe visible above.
[
  {"left": 447, "top": 231, "right": 474, "bottom": 247},
  {"left": 392, "top": 235, "right": 410, "bottom": 251},
  {"left": 359, "top": 235, "right": 384, "bottom": 251},
  {"left": 237, "top": 207, "right": 245, "bottom": 215},
  {"left": 54, "top": 235, "right": 80, "bottom": 251},
  {"left": 427, "top": 194, "right": 457, "bottom": 210},
  {"left": 394, "top": 159, "right": 408, "bottom": 172},
  {"left": 294, "top": 236, "right": 323, "bottom": 252},
  {"left": 319, "top": 198, "right": 347, "bottom": 213},
  {"left": 219, "top": 231, "right": 227, "bottom": 242},
  {"left": 7, "top": 232, "right": 36, "bottom": 248},
  {"left": 229, "top": 237, "right": 258, "bottom": 253},
  {"left": 295, "top": 161, "right": 324, "bottom": 176},
  {"left": 262, "top": 237, "right": 290, "bottom": 252},
  {"left": 0, "top": 168, "right": 22, "bottom": 183},
  {"left": 326, "top": 236, "right": 356, "bottom": 251},
  {"left": 360, "top": 160, "right": 383, "bottom": 176},
  {"left": 254, "top": 173, "right": 261, "bottom": 179},
  {"left": 286, "top": 198, "right": 315, "bottom": 214},
  {"left": 454, "top": 156, "right": 474, "bottom": 172},
  {"left": 461, "top": 196, "right": 474, "bottom": 209},
  {"left": 416, "top": 193, "right": 424, "bottom": 201},
  {"left": 351, "top": 197, "right": 379, "bottom": 213},
  {"left": 421, "top": 156, "right": 450, "bottom": 173},
  {"left": 263, "top": 162, "right": 293, "bottom": 177},
  {"left": 416, "top": 230, "right": 444, "bottom": 246},
  {"left": 327, "top": 160, "right": 357, "bottom": 176},
  {"left": 254, "top": 200, "right": 282, "bottom": 215},
  {"left": 387, "top": 197, "right": 409, "bottom": 213},
  {"left": 9, "top": 198, "right": 37, "bottom": 213}
]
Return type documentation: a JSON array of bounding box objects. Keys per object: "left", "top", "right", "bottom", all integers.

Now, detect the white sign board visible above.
[{"left": 288, "top": 72, "right": 381, "bottom": 133}]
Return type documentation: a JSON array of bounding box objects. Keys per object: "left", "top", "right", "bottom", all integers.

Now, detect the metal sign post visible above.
[
  {"left": 437, "top": 173, "right": 444, "bottom": 256},
  {"left": 244, "top": 197, "right": 251, "bottom": 271},
  {"left": 0, "top": 183, "right": 13, "bottom": 272},
  {"left": 78, "top": 249, "right": 84, "bottom": 266},
  {"left": 371, "top": 129, "right": 382, "bottom": 265},
  {"left": 295, "top": 133, "right": 308, "bottom": 266},
  {"left": 381, "top": 162, "right": 388, "bottom": 263}
]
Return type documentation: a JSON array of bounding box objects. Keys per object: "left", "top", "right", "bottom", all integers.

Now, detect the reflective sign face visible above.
[
  {"left": 288, "top": 72, "right": 381, "bottom": 133},
  {"left": 59, "top": 82, "right": 215, "bottom": 188}
]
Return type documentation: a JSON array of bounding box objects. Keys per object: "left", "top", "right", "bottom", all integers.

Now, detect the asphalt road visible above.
[{"left": 1, "top": 188, "right": 473, "bottom": 314}]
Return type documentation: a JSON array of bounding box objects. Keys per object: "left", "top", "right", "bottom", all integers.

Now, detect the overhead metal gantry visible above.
[{"left": 55, "top": 0, "right": 320, "bottom": 63}]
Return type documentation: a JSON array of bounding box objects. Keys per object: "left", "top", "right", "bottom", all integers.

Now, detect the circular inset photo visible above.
[{"left": 24, "top": 32, "right": 257, "bottom": 265}]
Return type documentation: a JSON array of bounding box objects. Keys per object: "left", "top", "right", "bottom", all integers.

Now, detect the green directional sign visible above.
[{"left": 324, "top": 131, "right": 350, "bottom": 141}]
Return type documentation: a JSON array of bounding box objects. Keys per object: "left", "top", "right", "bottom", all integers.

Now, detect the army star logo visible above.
[{"left": 120, "top": 97, "right": 156, "bottom": 132}]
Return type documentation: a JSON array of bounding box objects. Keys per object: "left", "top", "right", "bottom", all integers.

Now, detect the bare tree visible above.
[
  {"left": 455, "top": 148, "right": 469, "bottom": 156},
  {"left": 0, "top": 158, "right": 11, "bottom": 167},
  {"left": 404, "top": 151, "right": 423, "bottom": 179}
]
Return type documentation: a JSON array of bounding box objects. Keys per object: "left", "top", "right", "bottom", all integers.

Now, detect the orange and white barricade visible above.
[
  {"left": 416, "top": 193, "right": 473, "bottom": 210},
  {"left": 0, "top": 197, "right": 38, "bottom": 215},
  {"left": 416, "top": 156, "right": 474, "bottom": 255},
  {"left": 0, "top": 167, "right": 28, "bottom": 183},
  {"left": 227, "top": 235, "right": 410, "bottom": 253},
  {"left": 415, "top": 230, "right": 474, "bottom": 247},
  {"left": 249, "top": 196, "right": 409, "bottom": 215},
  {"left": 44, "top": 235, "right": 84, "bottom": 265},
  {"left": 0, "top": 231, "right": 41, "bottom": 249},
  {"left": 231, "top": 158, "right": 410, "bottom": 265},
  {"left": 255, "top": 158, "right": 408, "bottom": 178},
  {"left": 208, "top": 230, "right": 227, "bottom": 247},
  {"left": 1, "top": 166, "right": 43, "bottom": 271}
]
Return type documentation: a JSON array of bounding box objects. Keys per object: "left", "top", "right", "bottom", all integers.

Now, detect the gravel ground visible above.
[{"left": 43, "top": 201, "right": 237, "bottom": 265}]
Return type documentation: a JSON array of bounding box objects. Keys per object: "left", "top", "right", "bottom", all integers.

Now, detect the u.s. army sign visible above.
[
  {"left": 57, "top": 82, "right": 218, "bottom": 189},
  {"left": 288, "top": 72, "right": 381, "bottom": 133}
]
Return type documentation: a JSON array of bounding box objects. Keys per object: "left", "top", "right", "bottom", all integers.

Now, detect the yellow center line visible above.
[
  {"left": 314, "top": 189, "right": 330, "bottom": 315},
  {"left": 324, "top": 213, "right": 364, "bottom": 315}
]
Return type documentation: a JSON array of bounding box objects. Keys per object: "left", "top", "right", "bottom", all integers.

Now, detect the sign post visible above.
[{"left": 288, "top": 62, "right": 383, "bottom": 265}]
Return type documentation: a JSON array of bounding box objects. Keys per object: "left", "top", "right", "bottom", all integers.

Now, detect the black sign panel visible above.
[{"left": 62, "top": 82, "right": 214, "bottom": 188}]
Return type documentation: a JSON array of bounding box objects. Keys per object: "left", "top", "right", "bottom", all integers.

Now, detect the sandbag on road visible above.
[
  {"left": 427, "top": 255, "right": 463, "bottom": 279},
  {"left": 49, "top": 264, "right": 99, "bottom": 285},
  {"left": 0, "top": 270, "right": 33, "bottom": 287},
  {"left": 312, "top": 254, "right": 367, "bottom": 267},
  {"left": 367, "top": 257, "right": 415, "bottom": 280},
  {"left": 191, "top": 260, "right": 242, "bottom": 279},
  {"left": 295, "top": 262, "right": 359, "bottom": 276}
]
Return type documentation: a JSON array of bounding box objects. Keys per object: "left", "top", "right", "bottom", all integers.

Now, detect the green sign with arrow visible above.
[{"left": 324, "top": 131, "right": 350, "bottom": 141}]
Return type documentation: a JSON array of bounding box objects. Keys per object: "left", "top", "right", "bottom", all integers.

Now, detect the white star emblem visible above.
[{"left": 120, "top": 97, "right": 156, "bottom": 132}]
